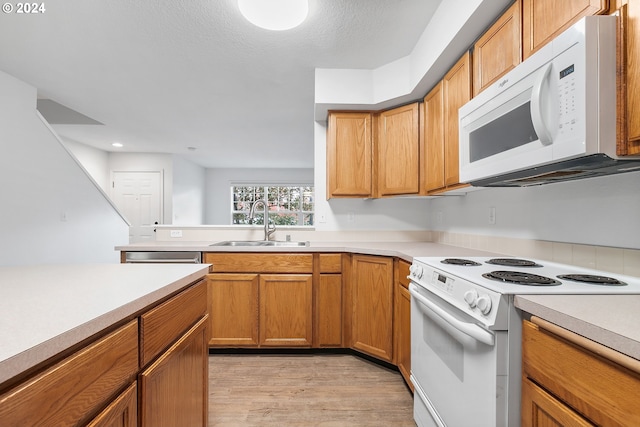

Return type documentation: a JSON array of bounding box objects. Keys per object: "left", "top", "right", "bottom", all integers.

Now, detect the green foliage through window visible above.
[{"left": 231, "top": 185, "right": 314, "bottom": 226}]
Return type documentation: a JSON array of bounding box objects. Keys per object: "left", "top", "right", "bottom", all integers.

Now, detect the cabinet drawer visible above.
[
  {"left": 140, "top": 279, "right": 207, "bottom": 366},
  {"left": 319, "top": 253, "right": 342, "bottom": 273},
  {"left": 522, "top": 319, "right": 640, "bottom": 426},
  {"left": 205, "top": 253, "right": 313, "bottom": 273},
  {"left": 0, "top": 320, "right": 139, "bottom": 427}
]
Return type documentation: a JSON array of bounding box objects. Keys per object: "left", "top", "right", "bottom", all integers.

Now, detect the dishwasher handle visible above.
[{"left": 409, "top": 284, "right": 495, "bottom": 346}]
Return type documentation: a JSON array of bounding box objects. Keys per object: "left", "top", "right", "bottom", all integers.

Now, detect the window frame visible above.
[{"left": 230, "top": 182, "right": 315, "bottom": 227}]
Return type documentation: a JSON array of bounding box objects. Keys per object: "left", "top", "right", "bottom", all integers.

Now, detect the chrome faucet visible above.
[{"left": 248, "top": 199, "right": 276, "bottom": 241}]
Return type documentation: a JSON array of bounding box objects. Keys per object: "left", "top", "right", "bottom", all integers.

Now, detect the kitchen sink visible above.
[{"left": 210, "top": 240, "right": 309, "bottom": 247}]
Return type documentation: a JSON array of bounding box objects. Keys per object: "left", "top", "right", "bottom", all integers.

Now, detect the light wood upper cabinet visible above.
[
  {"left": 443, "top": 51, "right": 472, "bottom": 189},
  {"left": 422, "top": 82, "right": 445, "bottom": 193},
  {"left": 473, "top": 1, "right": 522, "bottom": 96},
  {"left": 351, "top": 255, "right": 394, "bottom": 362},
  {"left": 522, "top": 0, "right": 608, "bottom": 59},
  {"left": 376, "top": 103, "right": 420, "bottom": 197},
  {"left": 618, "top": 0, "right": 640, "bottom": 155},
  {"left": 327, "top": 111, "right": 373, "bottom": 198},
  {"left": 423, "top": 51, "right": 473, "bottom": 195}
]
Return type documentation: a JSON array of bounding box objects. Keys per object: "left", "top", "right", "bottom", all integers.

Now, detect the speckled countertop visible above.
[
  {"left": 515, "top": 295, "right": 640, "bottom": 361},
  {"left": 116, "top": 240, "right": 498, "bottom": 263},
  {"left": 0, "top": 263, "right": 209, "bottom": 386}
]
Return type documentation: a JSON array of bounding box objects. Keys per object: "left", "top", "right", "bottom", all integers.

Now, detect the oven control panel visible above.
[{"left": 410, "top": 261, "right": 507, "bottom": 328}]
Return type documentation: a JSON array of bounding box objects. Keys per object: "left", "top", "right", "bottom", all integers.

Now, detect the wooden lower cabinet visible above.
[
  {"left": 394, "top": 259, "right": 412, "bottom": 390},
  {"left": 87, "top": 382, "right": 138, "bottom": 427},
  {"left": 139, "top": 315, "right": 209, "bottom": 427},
  {"left": 0, "top": 279, "right": 209, "bottom": 427},
  {"left": 522, "top": 318, "right": 640, "bottom": 426},
  {"left": 521, "top": 376, "right": 593, "bottom": 426},
  {"left": 259, "top": 274, "right": 313, "bottom": 346},
  {"left": 351, "top": 254, "right": 394, "bottom": 362},
  {"left": 316, "top": 273, "right": 343, "bottom": 347},
  {"left": 207, "top": 273, "right": 259, "bottom": 346},
  {"left": 0, "top": 320, "right": 139, "bottom": 427}
]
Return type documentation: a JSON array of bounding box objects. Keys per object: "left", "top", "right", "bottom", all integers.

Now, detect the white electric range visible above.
[{"left": 408, "top": 256, "right": 640, "bottom": 427}]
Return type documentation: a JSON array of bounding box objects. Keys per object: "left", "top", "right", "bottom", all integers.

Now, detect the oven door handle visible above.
[{"left": 410, "top": 285, "right": 495, "bottom": 346}]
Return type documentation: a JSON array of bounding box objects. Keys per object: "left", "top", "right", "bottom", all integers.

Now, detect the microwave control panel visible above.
[{"left": 558, "top": 63, "right": 577, "bottom": 135}]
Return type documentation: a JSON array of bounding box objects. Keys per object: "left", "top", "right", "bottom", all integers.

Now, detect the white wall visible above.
[
  {"left": 205, "top": 168, "right": 314, "bottom": 224},
  {"left": 173, "top": 156, "right": 205, "bottom": 225},
  {"left": 0, "top": 70, "right": 129, "bottom": 265},
  {"left": 428, "top": 172, "right": 640, "bottom": 250},
  {"left": 62, "top": 137, "right": 110, "bottom": 191}
]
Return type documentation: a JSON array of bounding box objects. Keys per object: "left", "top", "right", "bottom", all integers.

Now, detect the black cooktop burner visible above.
[
  {"left": 483, "top": 271, "right": 562, "bottom": 286},
  {"left": 557, "top": 274, "right": 627, "bottom": 286},
  {"left": 486, "top": 258, "right": 542, "bottom": 267},
  {"left": 441, "top": 258, "right": 482, "bottom": 266}
]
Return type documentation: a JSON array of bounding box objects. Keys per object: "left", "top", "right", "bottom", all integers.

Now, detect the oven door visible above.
[{"left": 409, "top": 282, "right": 507, "bottom": 427}]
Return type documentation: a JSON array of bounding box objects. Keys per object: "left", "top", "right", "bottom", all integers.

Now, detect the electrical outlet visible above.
[
  {"left": 170, "top": 230, "right": 183, "bottom": 238},
  {"left": 436, "top": 211, "right": 443, "bottom": 225},
  {"left": 318, "top": 213, "right": 327, "bottom": 223},
  {"left": 489, "top": 207, "right": 496, "bottom": 225},
  {"left": 347, "top": 212, "right": 355, "bottom": 222}
]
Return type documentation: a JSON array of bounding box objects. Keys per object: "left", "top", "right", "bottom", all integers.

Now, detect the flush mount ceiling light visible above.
[{"left": 238, "top": 0, "right": 309, "bottom": 31}]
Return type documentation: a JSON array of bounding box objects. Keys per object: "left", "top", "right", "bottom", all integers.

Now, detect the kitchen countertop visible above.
[
  {"left": 515, "top": 295, "right": 640, "bottom": 361},
  {"left": 116, "top": 240, "right": 499, "bottom": 263},
  {"left": 0, "top": 263, "right": 209, "bottom": 386}
]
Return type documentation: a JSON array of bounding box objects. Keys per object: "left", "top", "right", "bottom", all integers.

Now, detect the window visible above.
[{"left": 231, "top": 185, "right": 314, "bottom": 226}]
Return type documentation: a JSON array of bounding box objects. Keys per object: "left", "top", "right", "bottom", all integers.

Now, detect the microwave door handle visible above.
[
  {"left": 530, "top": 62, "right": 554, "bottom": 145},
  {"left": 409, "top": 285, "right": 495, "bottom": 346}
]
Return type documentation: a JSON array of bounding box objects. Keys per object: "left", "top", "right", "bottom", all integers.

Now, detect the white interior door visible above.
[{"left": 111, "top": 171, "right": 162, "bottom": 243}]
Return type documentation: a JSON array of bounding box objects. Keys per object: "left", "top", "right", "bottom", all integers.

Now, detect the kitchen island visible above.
[{"left": 0, "top": 263, "right": 210, "bottom": 426}]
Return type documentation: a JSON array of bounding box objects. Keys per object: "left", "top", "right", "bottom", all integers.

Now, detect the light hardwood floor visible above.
[{"left": 209, "top": 354, "right": 415, "bottom": 426}]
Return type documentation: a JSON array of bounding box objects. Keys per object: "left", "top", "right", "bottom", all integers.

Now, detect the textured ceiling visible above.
[{"left": 0, "top": 0, "right": 442, "bottom": 168}]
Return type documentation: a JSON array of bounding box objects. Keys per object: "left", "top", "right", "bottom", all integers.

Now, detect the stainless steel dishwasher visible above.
[{"left": 124, "top": 251, "right": 202, "bottom": 264}]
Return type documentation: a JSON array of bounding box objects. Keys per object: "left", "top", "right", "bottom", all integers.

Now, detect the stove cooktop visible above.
[{"left": 413, "top": 257, "right": 640, "bottom": 295}]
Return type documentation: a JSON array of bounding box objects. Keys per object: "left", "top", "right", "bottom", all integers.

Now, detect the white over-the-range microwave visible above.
[{"left": 458, "top": 15, "right": 640, "bottom": 187}]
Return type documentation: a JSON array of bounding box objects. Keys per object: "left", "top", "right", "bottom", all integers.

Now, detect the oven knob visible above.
[
  {"left": 476, "top": 295, "right": 493, "bottom": 315},
  {"left": 463, "top": 290, "right": 478, "bottom": 307},
  {"left": 410, "top": 264, "right": 423, "bottom": 279}
]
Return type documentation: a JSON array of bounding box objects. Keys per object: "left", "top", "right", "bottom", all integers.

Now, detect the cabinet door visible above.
[
  {"left": 207, "top": 273, "right": 259, "bottom": 347},
  {"left": 521, "top": 377, "right": 594, "bottom": 427},
  {"left": 86, "top": 382, "right": 137, "bottom": 427},
  {"left": 351, "top": 255, "right": 394, "bottom": 362},
  {"left": 423, "top": 81, "right": 445, "bottom": 192},
  {"left": 259, "top": 274, "right": 313, "bottom": 347},
  {"left": 473, "top": 1, "right": 522, "bottom": 96},
  {"left": 523, "top": 0, "right": 608, "bottom": 58},
  {"left": 317, "top": 273, "right": 343, "bottom": 347},
  {"left": 139, "top": 315, "right": 208, "bottom": 427},
  {"left": 327, "top": 111, "right": 373, "bottom": 198},
  {"left": 620, "top": 1, "right": 640, "bottom": 153},
  {"left": 377, "top": 103, "right": 420, "bottom": 196},
  {"left": 443, "top": 51, "right": 472, "bottom": 188},
  {"left": 394, "top": 260, "right": 412, "bottom": 390}
]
